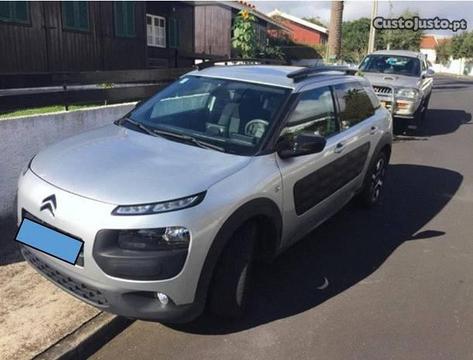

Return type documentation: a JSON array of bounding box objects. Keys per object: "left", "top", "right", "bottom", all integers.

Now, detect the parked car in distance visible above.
[
  {"left": 17, "top": 64, "right": 392, "bottom": 323},
  {"left": 359, "top": 50, "right": 434, "bottom": 133}
]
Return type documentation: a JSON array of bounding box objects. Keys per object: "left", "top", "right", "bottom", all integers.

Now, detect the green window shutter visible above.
[
  {"left": 77, "top": 2, "right": 88, "bottom": 29},
  {"left": 114, "top": 1, "right": 135, "bottom": 38},
  {"left": 114, "top": 2, "right": 124, "bottom": 37},
  {"left": 62, "top": 1, "right": 88, "bottom": 31},
  {"left": 63, "top": 3, "right": 74, "bottom": 28},
  {"left": 169, "top": 17, "right": 179, "bottom": 48},
  {"left": 125, "top": 2, "right": 135, "bottom": 37},
  {"left": 0, "top": 3, "right": 10, "bottom": 20},
  {"left": 0, "top": 2, "right": 29, "bottom": 23},
  {"left": 13, "top": 2, "right": 28, "bottom": 22}
]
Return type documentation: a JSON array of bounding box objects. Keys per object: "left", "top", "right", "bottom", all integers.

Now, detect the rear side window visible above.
[
  {"left": 283, "top": 86, "right": 338, "bottom": 138},
  {"left": 334, "top": 82, "right": 375, "bottom": 130}
]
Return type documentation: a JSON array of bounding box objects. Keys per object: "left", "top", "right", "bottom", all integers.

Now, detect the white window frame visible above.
[{"left": 146, "top": 14, "right": 166, "bottom": 48}]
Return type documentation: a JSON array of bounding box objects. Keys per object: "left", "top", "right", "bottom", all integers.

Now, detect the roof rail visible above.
[
  {"left": 195, "top": 58, "right": 287, "bottom": 70},
  {"left": 287, "top": 66, "right": 359, "bottom": 82}
]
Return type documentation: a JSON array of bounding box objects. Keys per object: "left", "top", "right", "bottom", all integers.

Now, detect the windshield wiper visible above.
[
  {"left": 152, "top": 129, "right": 226, "bottom": 153},
  {"left": 120, "top": 117, "right": 159, "bottom": 137},
  {"left": 119, "top": 118, "right": 225, "bottom": 152}
]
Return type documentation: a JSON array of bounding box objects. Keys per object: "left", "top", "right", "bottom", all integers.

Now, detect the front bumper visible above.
[
  {"left": 373, "top": 85, "right": 420, "bottom": 117},
  {"left": 17, "top": 169, "right": 217, "bottom": 322},
  {"left": 21, "top": 247, "right": 200, "bottom": 322}
]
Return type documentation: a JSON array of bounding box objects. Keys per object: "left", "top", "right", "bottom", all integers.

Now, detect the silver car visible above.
[
  {"left": 359, "top": 50, "right": 434, "bottom": 132},
  {"left": 17, "top": 65, "right": 392, "bottom": 323}
]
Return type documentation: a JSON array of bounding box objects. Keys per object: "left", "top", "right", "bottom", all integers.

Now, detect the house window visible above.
[
  {"left": 0, "top": 1, "right": 29, "bottom": 24},
  {"left": 146, "top": 14, "right": 166, "bottom": 48},
  {"left": 62, "top": 2, "right": 89, "bottom": 31},
  {"left": 169, "top": 17, "right": 180, "bottom": 48},
  {"left": 115, "top": 1, "right": 135, "bottom": 38}
]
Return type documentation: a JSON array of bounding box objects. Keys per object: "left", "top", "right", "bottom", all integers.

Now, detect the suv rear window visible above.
[{"left": 334, "top": 82, "right": 375, "bottom": 129}]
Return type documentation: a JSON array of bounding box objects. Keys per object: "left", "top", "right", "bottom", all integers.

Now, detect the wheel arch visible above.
[{"left": 192, "top": 197, "right": 282, "bottom": 313}]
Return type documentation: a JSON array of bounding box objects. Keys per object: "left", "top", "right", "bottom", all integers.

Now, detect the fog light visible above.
[{"left": 156, "top": 292, "right": 169, "bottom": 305}]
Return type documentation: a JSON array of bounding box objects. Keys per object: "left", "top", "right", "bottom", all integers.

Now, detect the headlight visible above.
[
  {"left": 117, "top": 227, "right": 190, "bottom": 250},
  {"left": 112, "top": 192, "right": 205, "bottom": 215},
  {"left": 396, "top": 88, "right": 419, "bottom": 99}
]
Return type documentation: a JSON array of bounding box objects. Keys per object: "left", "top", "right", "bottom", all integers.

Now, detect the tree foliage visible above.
[
  {"left": 450, "top": 32, "right": 473, "bottom": 59},
  {"left": 378, "top": 11, "right": 423, "bottom": 52},
  {"left": 435, "top": 41, "right": 451, "bottom": 65},
  {"left": 341, "top": 18, "right": 379, "bottom": 63},
  {"left": 341, "top": 11, "right": 423, "bottom": 63},
  {"left": 232, "top": 10, "right": 257, "bottom": 58},
  {"left": 303, "top": 17, "right": 328, "bottom": 28},
  {"left": 434, "top": 32, "right": 473, "bottom": 62},
  {"left": 232, "top": 9, "right": 284, "bottom": 60}
]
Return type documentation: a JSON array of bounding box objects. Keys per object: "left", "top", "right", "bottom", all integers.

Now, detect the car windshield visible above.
[
  {"left": 359, "top": 55, "right": 421, "bottom": 77},
  {"left": 126, "top": 75, "right": 291, "bottom": 155}
]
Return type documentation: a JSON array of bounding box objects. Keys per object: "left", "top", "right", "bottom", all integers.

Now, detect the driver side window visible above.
[{"left": 282, "top": 86, "right": 338, "bottom": 138}]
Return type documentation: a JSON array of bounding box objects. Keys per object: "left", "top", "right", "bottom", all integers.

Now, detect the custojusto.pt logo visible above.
[{"left": 373, "top": 16, "right": 467, "bottom": 32}]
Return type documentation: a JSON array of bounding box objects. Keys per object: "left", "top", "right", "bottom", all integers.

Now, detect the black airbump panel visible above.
[{"left": 294, "top": 142, "right": 370, "bottom": 215}]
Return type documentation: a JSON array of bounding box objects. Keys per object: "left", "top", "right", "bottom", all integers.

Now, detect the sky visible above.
[{"left": 255, "top": 0, "right": 473, "bottom": 35}]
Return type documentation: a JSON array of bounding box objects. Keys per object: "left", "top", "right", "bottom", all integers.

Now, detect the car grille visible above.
[
  {"left": 373, "top": 85, "right": 393, "bottom": 95},
  {"left": 22, "top": 247, "right": 108, "bottom": 306},
  {"left": 22, "top": 210, "right": 84, "bottom": 266}
]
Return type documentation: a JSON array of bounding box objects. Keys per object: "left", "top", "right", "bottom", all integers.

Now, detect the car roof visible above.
[
  {"left": 370, "top": 50, "right": 424, "bottom": 59},
  {"left": 186, "top": 65, "right": 360, "bottom": 90}
]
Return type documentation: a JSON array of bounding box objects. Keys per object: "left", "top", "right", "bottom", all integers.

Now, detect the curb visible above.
[{"left": 33, "top": 312, "right": 134, "bottom": 360}]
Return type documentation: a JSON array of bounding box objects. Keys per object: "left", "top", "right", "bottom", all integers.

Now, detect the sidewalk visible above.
[{"left": 0, "top": 216, "right": 100, "bottom": 360}]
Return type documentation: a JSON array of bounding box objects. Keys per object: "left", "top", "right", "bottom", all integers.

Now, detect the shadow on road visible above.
[
  {"left": 394, "top": 108, "right": 471, "bottom": 139},
  {"left": 419, "top": 108, "right": 472, "bottom": 137},
  {"left": 172, "top": 164, "right": 462, "bottom": 335}
]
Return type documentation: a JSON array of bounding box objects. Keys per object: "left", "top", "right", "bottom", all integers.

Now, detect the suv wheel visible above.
[
  {"left": 208, "top": 222, "right": 257, "bottom": 319},
  {"left": 421, "top": 94, "right": 431, "bottom": 121},
  {"left": 358, "top": 151, "right": 388, "bottom": 207}
]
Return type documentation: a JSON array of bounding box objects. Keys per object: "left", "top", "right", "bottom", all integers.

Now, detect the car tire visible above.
[
  {"left": 358, "top": 151, "right": 388, "bottom": 208},
  {"left": 208, "top": 222, "right": 257, "bottom": 319},
  {"left": 421, "top": 94, "right": 431, "bottom": 121}
]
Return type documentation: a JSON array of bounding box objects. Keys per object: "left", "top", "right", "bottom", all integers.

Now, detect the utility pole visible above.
[{"left": 367, "top": 0, "right": 378, "bottom": 53}]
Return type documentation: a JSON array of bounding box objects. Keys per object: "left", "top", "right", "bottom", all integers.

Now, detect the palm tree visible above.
[{"left": 328, "top": 0, "right": 344, "bottom": 61}]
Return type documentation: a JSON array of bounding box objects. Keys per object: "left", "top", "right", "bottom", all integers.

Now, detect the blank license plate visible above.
[{"left": 16, "top": 218, "right": 83, "bottom": 265}]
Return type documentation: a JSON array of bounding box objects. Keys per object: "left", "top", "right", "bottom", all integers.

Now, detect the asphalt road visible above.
[{"left": 91, "top": 75, "right": 473, "bottom": 360}]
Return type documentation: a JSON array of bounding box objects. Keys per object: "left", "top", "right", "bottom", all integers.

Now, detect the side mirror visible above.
[
  {"left": 422, "top": 68, "right": 435, "bottom": 78},
  {"left": 277, "top": 132, "right": 326, "bottom": 159}
]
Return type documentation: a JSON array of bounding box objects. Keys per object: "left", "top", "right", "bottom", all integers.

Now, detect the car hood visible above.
[
  {"left": 363, "top": 72, "right": 421, "bottom": 89},
  {"left": 30, "top": 124, "right": 251, "bottom": 204}
]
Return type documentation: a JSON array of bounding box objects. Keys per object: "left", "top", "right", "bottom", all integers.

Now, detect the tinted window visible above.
[
  {"left": 283, "top": 86, "right": 338, "bottom": 138},
  {"left": 362, "top": 84, "right": 381, "bottom": 110},
  {"left": 334, "top": 82, "right": 375, "bottom": 129}
]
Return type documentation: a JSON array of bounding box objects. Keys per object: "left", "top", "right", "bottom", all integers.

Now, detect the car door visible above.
[{"left": 277, "top": 81, "right": 380, "bottom": 247}]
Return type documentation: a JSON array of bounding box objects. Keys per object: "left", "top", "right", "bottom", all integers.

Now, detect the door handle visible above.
[
  {"left": 334, "top": 141, "right": 345, "bottom": 153},
  {"left": 370, "top": 126, "right": 378, "bottom": 135}
]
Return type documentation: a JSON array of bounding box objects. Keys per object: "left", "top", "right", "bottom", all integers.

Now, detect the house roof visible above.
[
  {"left": 420, "top": 35, "right": 438, "bottom": 49},
  {"left": 267, "top": 9, "right": 328, "bottom": 34},
  {"left": 218, "top": 1, "right": 289, "bottom": 31}
]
